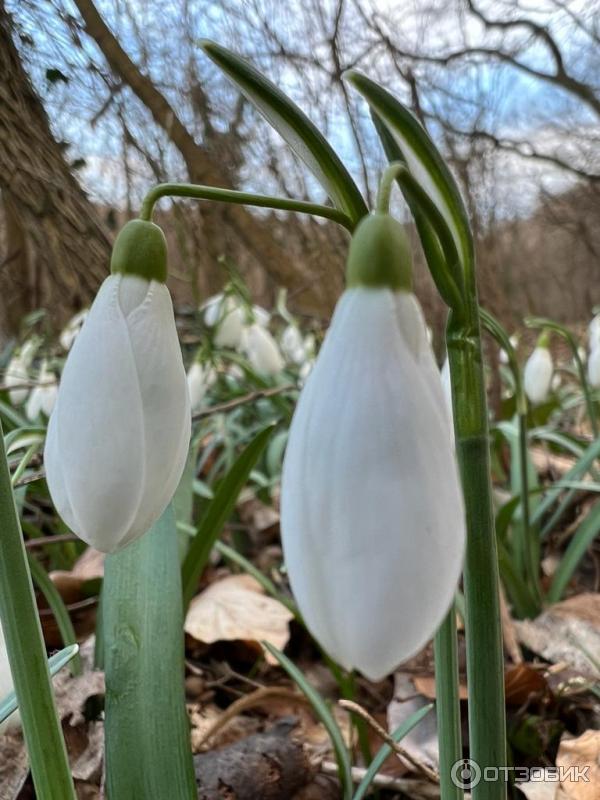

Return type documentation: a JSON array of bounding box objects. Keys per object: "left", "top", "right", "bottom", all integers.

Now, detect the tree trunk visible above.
[{"left": 0, "top": 1, "right": 110, "bottom": 338}]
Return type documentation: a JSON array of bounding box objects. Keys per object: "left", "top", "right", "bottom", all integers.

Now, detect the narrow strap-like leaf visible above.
[
  {"left": 181, "top": 423, "right": 275, "bottom": 609},
  {"left": 346, "top": 71, "right": 473, "bottom": 277},
  {"left": 201, "top": 41, "right": 368, "bottom": 225}
]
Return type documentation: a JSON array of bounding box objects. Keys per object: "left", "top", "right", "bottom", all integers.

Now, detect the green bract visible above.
[
  {"left": 346, "top": 213, "right": 412, "bottom": 291},
  {"left": 110, "top": 219, "right": 168, "bottom": 283}
]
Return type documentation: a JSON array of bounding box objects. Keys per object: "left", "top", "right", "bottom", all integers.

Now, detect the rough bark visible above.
[
  {"left": 0, "top": 1, "right": 111, "bottom": 337},
  {"left": 72, "top": 0, "right": 346, "bottom": 315}
]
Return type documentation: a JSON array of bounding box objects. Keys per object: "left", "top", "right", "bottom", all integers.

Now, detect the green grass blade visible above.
[
  {"left": 103, "top": 505, "right": 197, "bottom": 800},
  {"left": 200, "top": 41, "right": 368, "bottom": 225},
  {"left": 0, "top": 644, "right": 79, "bottom": 724},
  {"left": 263, "top": 642, "right": 353, "bottom": 800},
  {"left": 547, "top": 500, "right": 600, "bottom": 603},
  {"left": 352, "top": 703, "right": 434, "bottom": 800},
  {"left": 181, "top": 423, "right": 274, "bottom": 608},
  {"left": 27, "top": 553, "right": 81, "bottom": 675}
]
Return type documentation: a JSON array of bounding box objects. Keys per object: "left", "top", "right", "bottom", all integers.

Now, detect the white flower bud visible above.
[
  {"left": 588, "top": 346, "right": 600, "bottom": 389},
  {"left": 242, "top": 324, "right": 284, "bottom": 375},
  {"left": 187, "top": 361, "right": 216, "bottom": 411},
  {"left": 26, "top": 360, "right": 57, "bottom": 421},
  {"left": 524, "top": 346, "right": 553, "bottom": 405},
  {"left": 44, "top": 275, "right": 191, "bottom": 553},
  {"left": 281, "top": 287, "right": 465, "bottom": 680},
  {"left": 59, "top": 309, "right": 88, "bottom": 351},
  {"left": 281, "top": 324, "right": 307, "bottom": 365}
]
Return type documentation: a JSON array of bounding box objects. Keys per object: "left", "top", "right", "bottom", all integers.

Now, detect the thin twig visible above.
[
  {"left": 25, "top": 533, "right": 79, "bottom": 549},
  {"left": 192, "top": 384, "right": 295, "bottom": 420},
  {"left": 338, "top": 699, "right": 439, "bottom": 783},
  {"left": 320, "top": 760, "right": 444, "bottom": 799}
]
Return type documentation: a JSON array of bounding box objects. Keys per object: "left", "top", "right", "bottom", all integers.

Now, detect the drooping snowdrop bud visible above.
[
  {"left": 588, "top": 314, "right": 600, "bottom": 350},
  {"left": 588, "top": 346, "right": 600, "bottom": 389},
  {"left": 523, "top": 333, "right": 553, "bottom": 406},
  {"left": 202, "top": 293, "right": 246, "bottom": 348},
  {"left": 4, "top": 339, "right": 37, "bottom": 406},
  {"left": 187, "top": 360, "right": 217, "bottom": 411},
  {"left": 26, "top": 360, "right": 58, "bottom": 421},
  {"left": 59, "top": 309, "right": 88, "bottom": 351},
  {"left": 44, "top": 220, "right": 191, "bottom": 553},
  {"left": 281, "top": 212, "right": 465, "bottom": 680},
  {"left": 242, "top": 324, "right": 285, "bottom": 375},
  {"left": 252, "top": 305, "right": 271, "bottom": 328},
  {"left": 281, "top": 324, "right": 306, "bottom": 365}
]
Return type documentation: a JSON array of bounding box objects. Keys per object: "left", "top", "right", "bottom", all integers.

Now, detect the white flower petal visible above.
[
  {"left": 45, "top": 276, "right": 146, "bottom": 552},
  {"left": 524, "top": 347, "right": 553, "bottom": 405},
  {"left": 281, "top": 287, "right": 465, "bottom": 680},
  {"left": 244, "top": 325, "right": 284, "bottom": 375}
]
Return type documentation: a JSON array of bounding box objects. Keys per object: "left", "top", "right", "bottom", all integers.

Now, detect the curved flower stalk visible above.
[
  {"left": 44, "top": 221, "right": 191, "bottom": 553},
  {"left": 523, "top": 334, "right": 553, "bottom": 406},
  {"left": 4, "top": 339, "right": 38, "bottom": 405},
  {"left": 241, "top": 323, "right": 284, "bottom": 375},
  {"left": 281, "top": 210, "right": 465, "bottom": 680},
  {"left": 26, "top": 361, "right": 57, "bottom": 421},
  {"left": 59, "top": 309, "right": 88, "bottom": 351}
]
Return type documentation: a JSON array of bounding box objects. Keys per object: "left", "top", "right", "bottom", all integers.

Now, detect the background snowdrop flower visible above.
[
  {"left": 26, "top": 360, "right": 58, "bottom": 421},
  {"left": 588, "top": 314, "right": 600, "bottom": 350},
  {"left": 281, "top": 212, "right": 465, "bottom": 680},
  {"left": 202, "top": 293, "right": 246, "bottom": 348},
  {"left": 187, "top": 360, "right": 216, "bottom": 411},
  {"left": 251, "top": 305, "right": 270, "bottom": 327},
  {"left": 242, "top": 324, "right": 284, "bottom": 375},
  {"left": 4, "top": 339, "right": 37, "bottom": 405},
  {"left": 280, "top": 324, "right": 307, "bottom": 365},
  {"left": 44, "top": 220, "right": 191, "bottom": 553},
  {"left": 588, "top": 346, "right": 600, "bottom": 388},
  {"left": 59, "top": 309, "right": 88, "bottom": 351},
  {"left": 524, "top": 334, "right": 553, "bottom": 405}
]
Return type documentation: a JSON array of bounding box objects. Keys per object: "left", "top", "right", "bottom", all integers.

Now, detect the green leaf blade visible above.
[{"left": 201, "top": 41, "right": 368, "bottom": 225}]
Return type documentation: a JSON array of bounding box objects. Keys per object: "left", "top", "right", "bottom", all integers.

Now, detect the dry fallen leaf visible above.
[
  {"left": 184, "top": 574, "right": 293, "bottom": 663},
  {"left": 388, "top": 673, "right": 439, "bottom": 774},
  {"left": 517, "top": 729, "right": 600, "bottom": 800},
  {"left": 505, "top": 664, "right": 548, "bottom": 705},
  {"left": 515, "top": 594, "right": 600, "bottom": 679}
]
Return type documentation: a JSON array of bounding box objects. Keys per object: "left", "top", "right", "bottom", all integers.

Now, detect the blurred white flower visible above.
[
  {"left": 187, "top": 361, "right": 216, "bottom": 411},
  {"left": 281, "top": 287, "right": 465, "bottom": 680},
  {"left": 0, "top": 620, "right": 18, "bottom": 735},
  {"left": 588, "top": 346, "right": 600, "bottom": 389},
  {"left": 524, "top": 345, "right": 553, "bottom": 405},
  {"left": 252, "top": 305, "right": 270, "bottom": 328},
  {"left": 4, "top": 339, "right": 38, "bottom": 406},
  {"left": 588, "top": 314, "right": 600, "bottom": 350},
  {"left": 26, "top": 361, "right": 57, "bottom": 421},
  {"left": 202, "top": 293, "right": 246, "bottom": 348},
  {"left": 242, "top": 324, "right": 284, "bottom": 375},
  {"left": 499, "top": 334, "right": 519, "bottom": 365},
  {"left": 280, "top": 324, "right": 308, "bottom": 365},
  {"left": 59, "top": 309, "right": 88, "bottom": 351},
  {"left": 45, "top": 275, "right": 190, "bottom": 553},
  {"left": 298, "top": 359, "right": 314, "bottom": 385}
]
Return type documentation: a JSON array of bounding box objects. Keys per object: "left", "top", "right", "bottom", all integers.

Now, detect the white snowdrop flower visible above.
[
  {"left": 44, "top": 220, "right": 191, "bottom": 553},
  {"left": 202, "top": 293, "right": 246, "bottom": 348},
  {"left": 252, "top": 305, "right": 270, "bottom": 328},
  {"left": 26, "top": 360, "right": 58, "bottom": 421},
  {"left": 59, "top": 309, "right": 88, "bottom": 351},
  {"left": 588, "top": 314, "right": 600, "bottom": 350},
  {"left": 187, "top": 361, "right": 216, "bottom": 411},
  {"left": 588, "top": 346, "right": 600, "bottom": 389},
  {"left": 242, "top": 324, "right": 284, "bottom": 375},
  {"left": 281, "top": 212, "right": 465, "bottom": 680},
  {"left": 298, "top": 359, "right": 314, "bottom": 385},
  {"left": 0, "top": 620, "right": 18, "bottom": 735},
  {"left": 281, "top": 324, "right": 307, "bottom": 365},
  {"left": 4, "top": 339, "right": 38, "bottom": 405},
  {"left": 524, "top": 337, "right": 553, "bottom": 406}
]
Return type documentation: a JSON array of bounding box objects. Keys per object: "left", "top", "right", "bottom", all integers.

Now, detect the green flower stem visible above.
[
  {"left": 139, "top": 182, "right": 354, "bottom": 231},
  {"left": 434, "top": 603, "right": 463, "bottom": 800},
  {"left": 103, "top": 505, "right": 196, "bottom": 800},
  {"left": 0, "top": 421, "right": 76, "bottom": 800},
  {"left": 448, "top": 302, "right": 507, "bottom": 800}
]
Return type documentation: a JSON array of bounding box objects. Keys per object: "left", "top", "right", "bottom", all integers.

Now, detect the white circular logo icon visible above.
[{"left": 451, "top": 759, "right": 482, "bottom": 790}]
